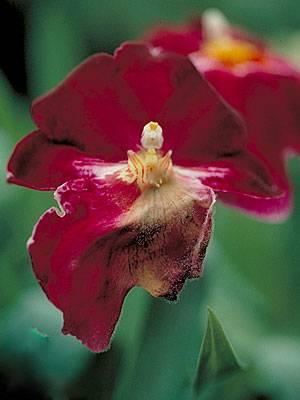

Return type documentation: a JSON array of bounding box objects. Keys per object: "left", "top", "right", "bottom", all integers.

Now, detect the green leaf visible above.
[
  {"left": 194, "top": 307, "right": 243, "bottom": 392},
  {"left": 120, "top": 279, "right": 209, "bottom": 400},
  {"left": 112, "top": 288, "right": 151, "bottom": 400}
]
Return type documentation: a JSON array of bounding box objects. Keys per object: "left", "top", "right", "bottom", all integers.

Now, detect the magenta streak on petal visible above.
[{"left": 28, "top": 177, "right": 140, "bottom": 352}]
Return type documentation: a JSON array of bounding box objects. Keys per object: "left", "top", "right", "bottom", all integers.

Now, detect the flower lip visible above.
[{"left": 28, "top": 172, "right": 215, "bottom": 352}]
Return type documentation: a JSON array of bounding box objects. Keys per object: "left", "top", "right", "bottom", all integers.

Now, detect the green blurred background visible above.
[{"left": 1, "top": 0, "right": 300, "bottom": 399}]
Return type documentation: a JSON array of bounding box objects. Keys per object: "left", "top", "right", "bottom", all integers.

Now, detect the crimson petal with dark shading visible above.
[
  {"left": 29, "top": 177, "right": 140, "bottom": 352},
  {"left": 8, "top": 42, "right": 247, "bottom": 190},
  {"left": 145, "top": 18, "right": 264, "bottom": 56},
  {"left": 190, "top": 154, "right": 290, "bottom": 220},
  {"left": 201, "top": 67, "right": 300, "bottom": 219},
  {"left": 204, "top": 69, "right": 300, "bottom": 168},
  {"left": 144, "top": 20, "right": 203, "bottom": 56},
  {"left": 7, "top": 130, "right": 126, "bottom": 190}
]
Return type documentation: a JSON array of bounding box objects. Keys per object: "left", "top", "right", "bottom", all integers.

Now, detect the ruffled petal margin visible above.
[
  {"left": 28, "top": 175, "right": 215, "bottom": 352},
  {"left": 28, "top": 177, "right": 140, "bottom": 351}
]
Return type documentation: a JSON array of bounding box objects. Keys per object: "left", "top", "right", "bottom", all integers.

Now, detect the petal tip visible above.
[{"left": 62, "top": 322, "right": 113, "bottom": 353}]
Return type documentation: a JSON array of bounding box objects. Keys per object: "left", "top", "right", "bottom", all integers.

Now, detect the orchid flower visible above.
[
  {"left": 146, "top": 9, "right": 300, "bottom": 215},
  {"left": 7, "top": 43, "right": 285, "bottom": 351}
]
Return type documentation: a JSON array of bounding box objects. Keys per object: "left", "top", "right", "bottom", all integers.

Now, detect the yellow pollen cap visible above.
[{"left": 149, "top": 121, "right": 159, "bottom": 131}]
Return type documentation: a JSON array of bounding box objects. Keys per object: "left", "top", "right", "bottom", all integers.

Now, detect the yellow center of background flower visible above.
[{"left": 202, "top": 38, "right": 264, "bottom": 67}]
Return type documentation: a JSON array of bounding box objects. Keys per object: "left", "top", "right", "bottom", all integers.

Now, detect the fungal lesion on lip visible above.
[
  {"left": 86, "top": 203, "right": 209, "bottom": 302},
  {"left": 161, "top": 270, "right": 190, "bottom": 302},
  {"left": 129, "top": 204, "right": 208, "bottom": 297},
  {"left": 131, "top": 223, "right": 163, "bottom": 248}
]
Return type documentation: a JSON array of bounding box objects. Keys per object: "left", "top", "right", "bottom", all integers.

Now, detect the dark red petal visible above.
[
  {"left": 188, "top": 150, "right": 291, "bottom": 220},
  {"left": 144, "top": 21, "right": 202, "bottom": 56},
  {"left": 204, "top": 68, "right": 300, "bottom": 159},
  {"left": 31, "top": 51, "right": 146, "bottom": 162},
  {"left": 31, "top": 42, "right": 247, "bottom": 164},
  {"left": 159, "top": 88, "right": 246, "bottom": 166},
  {"left": 29, "top": 178, "right": 140, "bottom": 352},
  {"left": 116, "top": 43, "right": 247, "bottom": 163},
  {"left": 145, "top": 18, "right": 264, "bottom": 56},
  {"left": 7, "top": 130, "right": 124, "bottom": 190},
  {"left": 200, "top": 68, "right": 300, "bottom": 218}
]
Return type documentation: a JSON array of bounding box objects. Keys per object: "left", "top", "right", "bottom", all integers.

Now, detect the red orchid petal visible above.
[
  {"left": 144, "top": 21, "right": 202, "bottom": 56},
  {"left": 144, "top": 18, "right": 203, "bottom": 56},
  {"left": 31, "top": 51, "right": 146, "bottom": 162},
  {"left": 145, "top": 21, "right": 299, "bottom": 219},
  {"left": 116, "top": 43, "right": 247, "bottom": 164},
  {"left": 183, "top": 151, "right": 291, "bottom": 220},
  {"left": 201, "top": 68, "right": 300, "bottom": 218},
  {"left": 204, "top": 69, "right": 300, "bottom": 162},
  {"left": 31, "top": 42, "right": 246, "bottom": 164},
  {"left": 29, "top": 177, "right": 140, "bottom": 352},
  {"left": 159, "top": 90, "right": 246, "bottom": 166},
  {"left": 7, "top": 130, "right": 125, "bottom": 190},
  {"left": 146, "top": 18, "right": 264, "bottom": 56},
  {"left": 29, "top": 174, "right": 215, "bottom": 351}
]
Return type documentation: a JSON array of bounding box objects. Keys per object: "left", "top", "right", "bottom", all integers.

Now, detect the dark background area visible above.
[{"left": 0, "top": 1, "right": 27, "bottom": 94}]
